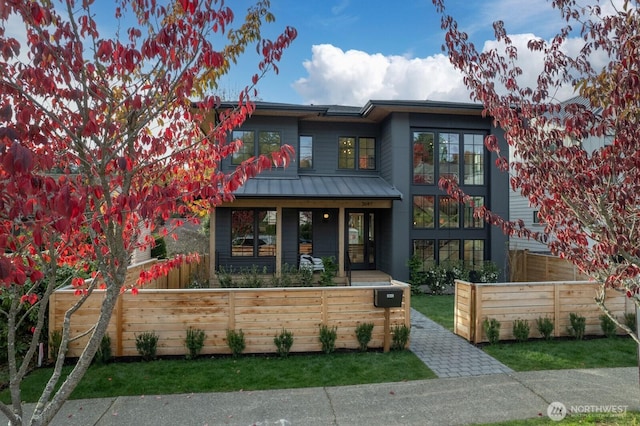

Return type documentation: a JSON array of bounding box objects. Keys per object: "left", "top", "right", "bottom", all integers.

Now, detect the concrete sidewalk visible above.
[{"left": 8, "top": 367, "right": 639, "bottom": 425}]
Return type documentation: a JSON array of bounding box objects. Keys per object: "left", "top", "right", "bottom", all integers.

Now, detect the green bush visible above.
[
  {"left": 536, "top": 317, "right": 554, "bottom": 340},
  {"left": 407, "top": 255, "right": 427, "bottom": 295},
  {"left": 216, "top": 266, "right": 234, "bottom": 288},
  {"left": 94, "top": 334, "right": 112, "bottom": 365},
  {"left": 512, "top": 318, "right": 530, "bottom": 343},
  {"left": 150, "top": 235, "right": 167, "bottom": 259},
  {"left": 318, "top": 324, "right": 338, "bottom": 354},
  {"left": 49, "top": 329, "right": 63, "bottom": 360},
  {"left": 239, "top": 265, "right": 265, "bottom": 288},
  {"left": 355, "top": 322, "right": 374, "bottom": 352},
  {"left": 483, "top": 318, "right": 501, "bottom": 345},
  {"left": 624, "top": 312, "right": 637, "bottom": 333},
  {"left": 226, "top": 329, "right": 245, "bottom": 358},
  {"left": 185, "top": 327, "right": 206, "bottom": 359},
  {"left": 273, "top": 328, "right": 294, "bottom": 358},
  {"left": 297, "top": 266, "right": 313, "bottom": 287},
  {"left": 599, "top": 314, "right": 617, "bottom": 338},
  {"left": 568, "top": 313, "right": 586, "bottom": 340},
  {"left": 319, "top": 257, "right": 337, "bottom": 286},
  {"left": 135, "top": 331, "right": 159, "bottom": 361},
  {"left": 391, "top": 324, "right": 410, "bottom": 350}
]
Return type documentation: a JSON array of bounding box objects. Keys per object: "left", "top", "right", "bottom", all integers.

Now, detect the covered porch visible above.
[{"left": 208, "top": 175, "right": 402, "bottom": 282}]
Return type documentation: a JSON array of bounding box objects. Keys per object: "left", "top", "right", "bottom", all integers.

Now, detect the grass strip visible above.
[{"left": 1, "top": 351, "right": 435, "bottom": 403}]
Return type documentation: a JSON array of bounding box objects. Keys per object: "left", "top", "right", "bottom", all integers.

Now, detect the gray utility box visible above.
[{"left": 373, "top": 288, "right": 403, "bottom": 308}]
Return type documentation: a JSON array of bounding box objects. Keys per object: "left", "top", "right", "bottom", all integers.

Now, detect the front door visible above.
[{"left": 348, "top": 211, "right": 375, "bottom": 270}]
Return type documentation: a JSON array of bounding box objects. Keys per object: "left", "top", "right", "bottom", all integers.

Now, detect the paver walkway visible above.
[{"left": 410, "top": 308, "right": 513, "bottom": 377}]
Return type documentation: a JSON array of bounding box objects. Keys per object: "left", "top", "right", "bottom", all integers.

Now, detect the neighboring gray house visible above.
[
  {"left": 508, "top": 96, "right": 613, "bottom": 253},
  {"left": 208, "top": 100, "right": 509, "bottom": 282}
]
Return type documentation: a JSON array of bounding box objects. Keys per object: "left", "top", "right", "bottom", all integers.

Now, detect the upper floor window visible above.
[
  {"left": 464, "top": 134, "right": 485, "bottom": 185},
  {"left": 413, "top": 132, "right": 435, "bottom": 184},
  {"left": 439, "top": 133, "right": 459, "bottom": 181},
  {"left": 259, "top": 131, "right": 281, "bottom": 156},
  {"left": 413, "top": 130, "right": 486, "bottom": 186},
  {"left": 339, "top": 136, "right": 376, "bottom": 170},
  {"left": 299, "top": 136, "right": 313, "bottom": 168},
  {"left": 231, "top": 130, "right": 255, "bottom": 164},
  {"left": 231, "top": 130, "right": 281, "bottom": 165}
]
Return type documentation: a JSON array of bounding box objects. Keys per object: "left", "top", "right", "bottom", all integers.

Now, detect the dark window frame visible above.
[{"left": 338, "top": 136, "right": 376, "bottom": 170}]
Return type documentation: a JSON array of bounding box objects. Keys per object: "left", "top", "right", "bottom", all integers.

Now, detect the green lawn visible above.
[
  {"left": 482, "top": 411, "right": 640, "bottom": 425},
  {"left": 411, "top": 294, "right": 638, "bottom": 371},
  {"left": 1, "top": 351, "right": 435, "bottom": 403}
]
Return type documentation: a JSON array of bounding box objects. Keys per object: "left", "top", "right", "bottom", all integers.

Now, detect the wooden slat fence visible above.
[
  {"left": 509, "top": 250, "right": 588, "bottom": 282},
  {"left": 49, "top": 281, "right": 410, "bottom": 358},
  {"left": 455, "top": 280, "right": 633, "bottom": 344}
]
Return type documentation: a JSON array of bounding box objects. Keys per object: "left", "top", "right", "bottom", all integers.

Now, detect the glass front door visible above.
[{"left": 348, "top": 211, "right": 375, "bottom": 270}]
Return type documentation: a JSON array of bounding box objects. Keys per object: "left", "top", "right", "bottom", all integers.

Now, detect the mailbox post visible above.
[{"left": 374, "top": 288, "right": 404, "bottom": 352}]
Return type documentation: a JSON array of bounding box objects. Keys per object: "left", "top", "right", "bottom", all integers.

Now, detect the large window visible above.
[
  {"left": 413, "top": 196, "right": 434, "bottom": 228},
  {"left": 464, "top": 134, "right": 485, "bottom": 185},
  {"left": 339, "top": 136, "right": 376, "bottom": 170},
  {"left": 464, "top": 196, "right": 485, "bottom": 229},
  {"left": 439, "top": 133, "right": 459, "bottom": 181},
  {"left": 231, "top": 130, "right": 281, "bottom": 165},
  {"left": 413, "top": 132, "right": 435, "bottom": 184},
  {"left": 231, "top": 209, "right": 276, "bottom": 257},
  {"left": 359, "top": 137, "right": 375, "bottom": 169},
  {"left": 259, "top": 131, "right": 281, "bottom": 156},
  {"left": 299, "top": 210, "right": 312, "bottom": 254},
  {"left": 231, "top": 130, "right": 255, "bottom": 164},
  {"left": 414, "top": 239, "right": 484, "bottom": 268},
  {"left": 413, "top": 130, "right": 486, "bottom": 185},
  {"left": 439, "top": 196, "right": 459, "bottom": 229},
  {"left": 299, "top": 136, "right": 313, "bottom": 168}
]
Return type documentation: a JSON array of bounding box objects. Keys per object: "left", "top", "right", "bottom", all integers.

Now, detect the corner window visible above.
[
  {"left": 464, "top": 240, "right": 484, "bottom": 267},
  {"left": 231, "top": 130, "right": 255, "bottom": 165},
  {"left": 339, "top": 137, "right": 376, "bottom": 170},
  {"left": 463, "top": 134, "right": 485, "bottom": 185},
  {"left": 299, "top": 136, "right": 313, "bottom": 168},
  {"left": 464, "top": 196, "right": 485, "bottom": 229}
]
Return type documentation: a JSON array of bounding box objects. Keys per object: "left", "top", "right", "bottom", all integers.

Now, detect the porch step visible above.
[{"left": 349, "top": 271, "right": 392, "bottom": 286}]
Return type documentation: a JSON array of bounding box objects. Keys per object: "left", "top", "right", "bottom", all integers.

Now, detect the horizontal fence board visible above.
[
  {"left": 50, "top": 279, "right": 410, "bottom": 358},
  {"left": 456, "top": 279, "right": 632, "bottom": 343}
]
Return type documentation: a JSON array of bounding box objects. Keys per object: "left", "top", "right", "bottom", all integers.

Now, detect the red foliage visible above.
[{"left": 433, "top": 0, "right": 640, "bottom": 292}]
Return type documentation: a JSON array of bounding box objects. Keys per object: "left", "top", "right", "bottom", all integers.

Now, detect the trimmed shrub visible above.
[
  {"left": 185, "top": 327, "right": 206, "bottom": 359},
  {"left": 355, "top": 322, "right": 374, "bottom": 352},
  {"left": 94, "top": 334, "right": 112, "bottom": 364},
  {"left": 536, "top": 317, "right": 554, "bottom": 340},
  {"left": 274, "top": 328, "right": 294, "bottom": 358},
  {"left": 319, "top": 324, "right": 337, "bottom": 354},
  {"left": 512, "top": 319, "right": 530, "bottom": 343},
  {"left": 391, "top": 324, "right": 410, "bottom": 350},
  {"left": 483, "top": 318, "right": 500, "bottom": 345},
  {"left": 226, "top": 329, "right": 245, "bottom": 358},
  {"left": 599, "top": 314, "right": 617, "bottom": 338},
  {"left": 568, "top": 313, "right": 586, "bottom": 340},
  {"left": 135, "top": 331, "right": 159, "bottom": 361}
]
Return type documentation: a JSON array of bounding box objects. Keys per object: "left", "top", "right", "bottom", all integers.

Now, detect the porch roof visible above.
[{"left": 232, "top": 175, "right": 403, "bottom": 200}]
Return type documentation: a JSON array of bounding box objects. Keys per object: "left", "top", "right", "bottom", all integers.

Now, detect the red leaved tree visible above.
[
  {"left": 432, "top": 0, "right": 640, "bottom": 342},
  {"left": 0, "top": 1, "right": 295, "bottom": 424}
]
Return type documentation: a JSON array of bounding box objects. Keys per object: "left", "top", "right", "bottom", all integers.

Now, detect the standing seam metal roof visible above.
[{"left": 232, "top": 175, "right": 402, "bottom": 199}]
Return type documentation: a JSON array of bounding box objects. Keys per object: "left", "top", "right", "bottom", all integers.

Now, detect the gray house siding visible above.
[{"left": 211, "top": 101, "right": 510, "bottom": 282}]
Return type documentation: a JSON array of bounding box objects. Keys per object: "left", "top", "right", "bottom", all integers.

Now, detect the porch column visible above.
[
  {"left": 276, "top": 206, "right": 282, "bottom": 276},
  {"left": 208, "top": 209, "right": 216, "bottom": 285},
  {"left": 338, "top": 207, "right": 345, "bottom": 277}
]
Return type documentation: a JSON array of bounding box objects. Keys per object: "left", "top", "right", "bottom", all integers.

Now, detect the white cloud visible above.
[
  {"left": 292, "top": 44, "right": 470, "bottom": 105},
  {"left": 293, "top": 30, "right": 611, "bottom": 106}
]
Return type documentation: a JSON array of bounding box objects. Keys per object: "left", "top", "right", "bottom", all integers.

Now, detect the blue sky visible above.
[
  {"left": 215, "top": 0, "right": 586, "bottom": 105},
  {"left": 7, "top": 0, "right": 616, "bottom": 106}
]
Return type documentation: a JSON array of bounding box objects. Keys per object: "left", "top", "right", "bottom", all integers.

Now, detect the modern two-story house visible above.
[{"left": 208, "top": 100, "right": 509, "bottom": 283}]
